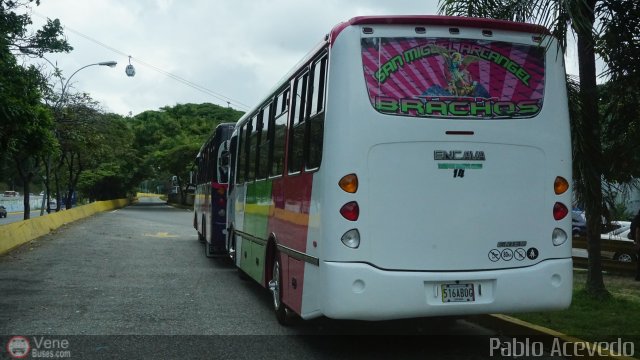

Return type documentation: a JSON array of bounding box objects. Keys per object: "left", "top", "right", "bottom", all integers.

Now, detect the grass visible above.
[{"left": 511, "top": 269, "right": 640, "bottom": 350}]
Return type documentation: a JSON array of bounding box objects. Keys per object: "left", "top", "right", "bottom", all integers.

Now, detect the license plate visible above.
[{"left": 441, "top": 283, "right": 475, "bottom": 303}]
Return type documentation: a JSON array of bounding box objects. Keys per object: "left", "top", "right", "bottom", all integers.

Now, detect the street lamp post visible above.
[
  {"left": 56, "top": 61, "right": 118, "bottom": 111},
  {"left": 40, "top": 60, "right": 117, "bottom": 216}
]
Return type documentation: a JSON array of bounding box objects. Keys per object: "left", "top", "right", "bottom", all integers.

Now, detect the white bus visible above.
[{"left": 225, "top": 15, "right": 572, "bottom": 324}]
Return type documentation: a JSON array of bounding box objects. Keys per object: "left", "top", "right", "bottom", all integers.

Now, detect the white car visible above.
[
  {"left": 573, "top": 221, "right": 636, "bottom": 262},
  {"left": 601, "top": 223, "right": 635, "bottom": 262}
]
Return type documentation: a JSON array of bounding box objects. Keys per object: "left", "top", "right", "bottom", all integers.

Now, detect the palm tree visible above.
[{"left": 439, "top": 0, "right": 609, "bottom": 297}]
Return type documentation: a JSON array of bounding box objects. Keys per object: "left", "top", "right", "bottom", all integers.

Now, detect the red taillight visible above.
[
  {"left": 340, "top": 201, "right": 359, "bottom": 221},
  {"left": 553, "top": 202, "right": 568, "bottom": 220},
  {"left": 217, "top": 198, "right": 226, "bottom": 206}
]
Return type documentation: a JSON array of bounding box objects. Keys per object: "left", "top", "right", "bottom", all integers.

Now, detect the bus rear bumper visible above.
[{"left": 318, "top": 259, "right": 572, "bottom": 321}]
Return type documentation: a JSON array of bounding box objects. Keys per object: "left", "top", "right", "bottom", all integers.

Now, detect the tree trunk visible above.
[
  {"left": 43, "top": 155, "right": 51, "bottom": 214},
  {"left": 53, "top": 165, "right": 61, "bottom": 212},
  {"left": 66, "top": 153, "right": 75, "bottom": 210},
  {"left": 177, "top": 177, "right": 186, "bottom": 205},
  {"left": 22, "top": 181, "right": 31, "bottom": 220},
  {"left": 576, "top": 0, "right": 608, "bottom": 298},
  {"left": 14, "top": 156, "right": 35, "bottom": 220}
]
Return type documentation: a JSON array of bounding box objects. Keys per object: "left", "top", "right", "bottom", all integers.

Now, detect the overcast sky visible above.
[{"left": 25, "top": 0, "right": 581, "bottom": 116}]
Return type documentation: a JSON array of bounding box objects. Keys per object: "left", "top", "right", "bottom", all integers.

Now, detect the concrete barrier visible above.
[
  {"left": 0, "top": 198, "right": 129, "bottom": 255},
  {"left": 0, "top": 195, "right": 45, "bottom": 212}
]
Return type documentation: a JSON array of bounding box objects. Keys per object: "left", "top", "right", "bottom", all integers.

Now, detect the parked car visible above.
[
  {"left": 601, "top": 224, "right": 635, "bottom": 262},
  {"left": 572, "top": 210, "right": 587, "bottom": 237},
  {"left": 0, "top": 205, "right": 7, "bottom": 218}
]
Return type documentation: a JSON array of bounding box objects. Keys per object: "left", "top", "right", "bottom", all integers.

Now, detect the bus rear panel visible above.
[
  {"left": 310, "top": 17, "right": 571, "bottom": 320},
  {"left": 227, "top": 16, "right": 572, "bottom": 322}
]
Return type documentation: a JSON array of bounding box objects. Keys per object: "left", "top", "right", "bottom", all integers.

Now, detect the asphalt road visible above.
[
  {"left": 0, "top": 210, "right": 49, "bottom": 225},
  {"left": 0, "top": 197, "right": 562, "bottom": 359},
  {"left": 0, "top": 195, "right": 49, "bottom": 225}
]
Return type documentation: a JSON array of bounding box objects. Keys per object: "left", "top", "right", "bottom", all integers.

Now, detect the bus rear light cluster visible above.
[
  {"left": 341, "top": 229, "right": 360, "bottom": 249},
  {"left": 339, "top": 173, "right": 360, "bottom": 249},
  {"left": 340, "top": 201, "right": 359, "bottom": 221},
  {"left": 552, "top": 176, "right": 570, "bottom": 246}
]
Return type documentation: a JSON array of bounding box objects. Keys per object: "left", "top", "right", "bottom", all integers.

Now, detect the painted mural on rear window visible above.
[{"left": 361, "top": 38, "right": 545, "bottom": 119}]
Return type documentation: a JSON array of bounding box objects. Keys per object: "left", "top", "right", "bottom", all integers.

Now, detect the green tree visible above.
[
  {"left": 157, "top": 143, "right": 201, "bottom": 204},
  {"left": 77, "top": 113, "right": 142, "bottom": 201},
  {"left": 1, "top": 0, "right": 71, "bottom": 218},
  {"left": 1, "top": 0, "right": 71, "bottom": 57},
  {"left": 128, "top": 103, "right": 243, "bottom": 202},
  {"left": 439, "top": 0, "right": 640, "bottom": 297}
]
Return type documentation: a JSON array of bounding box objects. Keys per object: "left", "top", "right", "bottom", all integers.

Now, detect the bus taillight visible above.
[
  {"left": 553, "top": 202, "right": 568, "bottom": 220},
  {"left": 341, "top": 229, "right": 360, "bottom": 249},
  {"left": 554, "top": 176, "right": 569, "bottom": 195},
  {"left": 339, "top": 174, "right": 358, "bottom": 193},
  {"left": 340, "top": 201, "right": 359, "bottom": 221},
  {"left": 552, "top": 228, "right": 568, "bottom": 246}
]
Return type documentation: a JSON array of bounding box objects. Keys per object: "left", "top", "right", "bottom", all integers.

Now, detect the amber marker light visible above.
[
  {"left": 554, "top": 176, "right": 569, "bottom": 195},
  {"left": 339, "top": 174, "right": 358, "bottom": 193}
]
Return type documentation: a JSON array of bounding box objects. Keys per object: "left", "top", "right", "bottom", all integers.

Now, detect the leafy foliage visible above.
[
  {"left": 128, "top": 103, "right": 243, "bottom": 199},
  {"left": 0, "top": 0, "right": 72, "bottom": 56}
]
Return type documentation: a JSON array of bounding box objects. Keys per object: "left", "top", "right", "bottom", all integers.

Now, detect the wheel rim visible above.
[
  {"left": 270, "top": 260, "right": 281, "bottom": 310},
  {"left": 617, "top": 253, "right": 633, "bottom": 262}
]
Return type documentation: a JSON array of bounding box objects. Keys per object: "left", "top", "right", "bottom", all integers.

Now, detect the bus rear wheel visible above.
[{"left": 268, "top": 254, "right": 293, "bottom": 325}]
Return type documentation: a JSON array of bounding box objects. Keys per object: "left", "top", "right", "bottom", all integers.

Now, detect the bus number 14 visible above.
[{"left": 453, "top": 169, "right": 465, "bottom": 178}]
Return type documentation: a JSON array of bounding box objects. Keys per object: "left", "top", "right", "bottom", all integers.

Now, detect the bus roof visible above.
[
  {"left": 329, "top": 15, "right": 550, "bottom": 44},
  {"left": 237, "top": 15, "right": 551, "bottom": 128}
]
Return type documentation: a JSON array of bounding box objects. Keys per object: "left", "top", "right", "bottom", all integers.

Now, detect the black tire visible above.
[
  {"left": 268, "top": 253, "right": 293, "bottom": 325},
  {"left": 614, "top": 252, "right": 634, "bottom": 263},
  {"left": 205, "top": 239, "right": 215, "bottom": 258}
]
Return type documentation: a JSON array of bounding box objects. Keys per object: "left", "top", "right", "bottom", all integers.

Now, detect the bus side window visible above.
[
  {"left": 258, "top": 103, "right": 272, "bottom": 180},
  {"left": 195, "top": 155, "right": 203, "bottom": 185},
  {"left": 271, "top": 88, "right": 289, "bottom": 177},
  {"left": 289, "top": 72, "right": 308, "bottom": 174},
  {"left": 228, "top": 135, "right": 238, "bottom": 188},
  {"left": 307, "top": 54, "right": 327, "bottom": 170},
  {"left": 248, "top": 115, "right": 258, "bottom": 181},
  {"left": 204, "top": 144, "right": 210, "bottom": 183},
  {"left": 218, "top": 141, "right": 230, "bottom": 184},
  {"left": 237, "top": 124, "right": 246, "bottom": 184}
]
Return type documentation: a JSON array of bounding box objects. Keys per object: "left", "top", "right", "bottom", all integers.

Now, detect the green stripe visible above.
[{"left": 438, "top": 163, "right": 483, "bottom": 170}]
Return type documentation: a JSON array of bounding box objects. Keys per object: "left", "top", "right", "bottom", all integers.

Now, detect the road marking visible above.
[{"left": 143, "top": 232, "right": 178, "bottom": 238}]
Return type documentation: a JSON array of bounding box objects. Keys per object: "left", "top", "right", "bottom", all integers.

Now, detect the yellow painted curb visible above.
[{"left": 0, "top": 198, "right": 129, "bottom": 255}]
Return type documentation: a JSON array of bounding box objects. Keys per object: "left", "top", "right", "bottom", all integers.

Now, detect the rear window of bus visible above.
[{"left": 361, "top": 37, "right": 545, "bottom": 119}]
